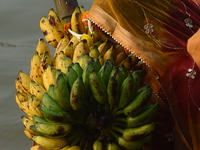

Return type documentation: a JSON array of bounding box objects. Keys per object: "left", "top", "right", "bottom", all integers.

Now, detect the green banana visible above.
[
  {"left": 93, "top": 140, "right": 103, "bottom": 150},
  {"left": 76, "top": 53, "right": 90, "bottom": 69},
  {"left": 123, "top": 85, "right": 152, "bottom": 117},
  {"left": 39, "top": 106, "right": 72, "bottom": 123},
  {"left": 107, "top": 142, "right": 121, "bottom": 150},
  {"left": 107, "top": 76, "right": 119, "bottom": 110},
  {"left": 118, "top": 73, "right": 135, "bottom": 109},
  {"left": 126, "top": 103, "right": 160, "bottom": 128},
  {"left": 54, "top": 72, "right": 71, "bottom": 111},
  {"left": 66, "top": 66, "right": 78, "bottom": 89},
  {"left": 48, "top": 84, "right": 56, "bottom": 100},
  {"left": 89, "top": 69, "right": 107, "bottom": 104},
  {"left": 82, "top": 58, "right": 95, "bottom": 94},
  {"left": 112, "top": 122, "right": 156, "bottom": 141},
  {"left": 32, "top": 115, "right": 48, "bottom": 124},
  {"left": 94, "top": 57, "right": 102, "bottom": 73},
  {"left": 109, "top": 66, "right": 127, "bottom": 89},
  {"left": 98, "top": 59, "right": 114, "bottom": 86},
  {"left": 118, "top": 134, "right": 153, "bottom": 150},
  {"left": 70, "top": 76, "right": 85, "bottom": 110},
  {"left": 132, "top": 70, "right": 147, "bottom": 96},
  {"left": 42, "top": 92, "right": 66, "bottom": 112},
  {"left": 33, "top": 121, "right": 72, "bottom": 138},
  {"left": 72, "top": 62, "right": 83, "bottom": 77}
]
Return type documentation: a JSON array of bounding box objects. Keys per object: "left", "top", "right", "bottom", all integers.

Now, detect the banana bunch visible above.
[{"left": 14, "top": 6, "right": 159, "bottom": 150}]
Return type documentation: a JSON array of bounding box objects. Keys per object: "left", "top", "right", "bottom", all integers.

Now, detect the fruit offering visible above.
[{"left": 15, "top": 6, "right": 159, "bottom": 150}]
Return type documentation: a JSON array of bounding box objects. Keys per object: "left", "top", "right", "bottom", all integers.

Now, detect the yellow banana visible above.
[
  {"left": 33, "top": 136, "right": 68, "bottom": 150},
  {"left": 114, "top": 44, "right": 124, "bottom": 56},
  {"left": 68, "top": 36, "right": 79, "bottom": 50},
  {"left": 30, "top": 80, "right": 46, "bottom": 100},
  {"left": 119, "top": 56, "right": 132, "bottom": 70},
  {"left": 73, "top": 39, "right": 90, "bottom": 63},
  {"left": 15, "top": 78, "right": 29, "bottom": 95},
  {"left": 93, "top": 140, "right": 103, "bottom": 150},
  {"left": 46, "top": 64, "right": 57, "bottom": 87},
  {"left": 40, "top": 16, "right": 58, "bottom": 47},
  {"left": 30, "top": 145, "right": 41, "bottom": 150},
  {"left": 42, "top": 68, "right": 49, "bottom": 91},
  {"left": 98, "top": 39, "right": 112, "bottom": 56},
  {"left": 36, "top": 38, "right": 51, "bottom": 58},
  {"left": 75, "top": 53, "right": 90, "bottom": 69},
  {"left": 40, "top": 51, "right": 52, "bottom": 75},
  {"left": 18, "top": 70, "right": 32, "bottom": 93},
  {"left": 115, "top": 50, "right": 128, "bottom": 66},
  {"left": 98, "top": 55, "right": 104, "bottom": 66},
  {"left": 132, "top": 61, "right": 144, "bottom": 71},
  {"left": 103, "top": 45, "right": 115, "bottom": 62},
  {"left": 15, "top": 92, "right": 28, "bottom": 109},
  {"left": 28, "top": 95, "right": 42, "bottom": 117},
  {"left": 56, "top": 56, "right": 73, "bottom": 74},
  {"left": 53, "top": 51, "right": 65, "bottom": 67},
  {"left": 20, "top": 101, "right": 33, "bottom": 116},
  {"left": 67, "top": 145, "right": 82, "bottom": 150},
  {"left": 22, "top": 115, "right": 35, "bottom": 135},
  {"left": 63, "top": 42, "right": 74, "bottom": 59},
  {"left": 48, "top": 8, "right": 68, "bottom": 43},
  {"left": 89, "top": 45, "right": 100, "bottom": 59},
  {"left": 30, "top": 51, "right": 43, "bottom": 86},
  {"left": 71, "top": 7, "right": 85, "bottom": 34},
  {"left": 53, "top": 36, "right": 70, "bottom": 62},
  {"left": 24, "top": 129, "right": 34, "bottom": 140}
]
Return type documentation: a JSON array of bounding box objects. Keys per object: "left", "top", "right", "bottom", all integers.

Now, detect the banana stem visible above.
[
  {"left": 112, "top": 125, "right": 123, "bottom": 134},
  {"left": 109, "top": 130, "right": 119, "bottom": 139},
  {"left": 113, "top": 109, "right": 124, "bottom": 117},
  {"left": 114, "top": 117, "right": 126, "bottom": 123},
  {"left": 113, "top": 121, "right": 127, "bottom": 128},
  {"left": 54, "top": 0, "right": 79, "bottom": 24}
]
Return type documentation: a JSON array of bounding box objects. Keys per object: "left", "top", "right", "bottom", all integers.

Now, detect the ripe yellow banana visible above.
[
  {"left": 15, "top": 78, "right": 29, "bottom": 95},
  {"left": 40, "top": 51, "right": 52, "bottom": 75},
  {"left": 30, "top": 80, "right": 46, "bottom": 100},
  {"left": 63, "top": 42, "right": 74, "bottom": 59},
  {"left": 56, "top": 56, "right": 73, "bottom": 74},
  {"left": 48, "top": 8, "right": 68, "bottom": 43},
  {"left": 30, "top": 145, "right": 41, "bottom": 150},
  {"left": 28, "top": 95, "right": 42, "bottom": 117},
  {"left": 20, "top": 101, "right": 33, "bottom": 116},
  {"left": 22, "top": 115, "right": 35, "bottom": 135},
  {"left": 36, "top": 38, "right": 51, "bottom": 58},
  {"left": 73, "top": 39, "right": 90, "bottom": 63},
  {"left": 40, "top": 16, "right": 58, "bottom": 47},
  {"left": 71, "top": 7, "right": 85, "bottom": 34},
  {"left": 89, "top": 45, "right": 100, "bottom": 59},
  {"left": 53, "top": 36, "right": 70, "bottom": 62},
  {"left": 33, "top": 136, "right": 68, "bottom": 149},
  {"left": 75, "top": 53, "right": 90, "bottom": 69},
  {"left": 98, "top": 39, "right": 112, "bottom": 56},
  {"left": 53, "top": 51, "right": 66, "bottom": 67},
  {"left": 15, "top": 92, "right": 28, "bottom": 109},
  {"left": 119, "top": 56, "right": 133, "bottom": 70},
  {"left": 24, "top": 129, "right": 34, "bottom": 140},
  {"left": 18, "top": 70, "right": 32, "bottom": 93},
  {"left": 103, "top": 45, "right": 115, "bottom": 62},
  {"left": 30, "top": 51, "right": 43, "bottom": 86},
  {"left": 115, "top": 50, "right": 128, "bottom": 66},
  {"left": 44, "top": 64, "right": 57, "bottom": 89}
]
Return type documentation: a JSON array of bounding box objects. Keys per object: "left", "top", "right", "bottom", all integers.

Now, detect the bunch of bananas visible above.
[{"left": 15, "top": 6, "right": 159, "bottom": 150}]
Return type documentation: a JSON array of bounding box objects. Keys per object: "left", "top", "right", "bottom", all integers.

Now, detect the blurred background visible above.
[{"left": 0, "top": 1, "right": 93, "bottom": 149}]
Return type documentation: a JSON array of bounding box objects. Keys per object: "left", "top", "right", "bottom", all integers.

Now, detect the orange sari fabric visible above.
[{"left": 88, "top": 0, "right": 200, "bottom": 149}]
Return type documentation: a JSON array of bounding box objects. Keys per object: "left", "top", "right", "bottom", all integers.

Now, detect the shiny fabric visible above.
[{"left": 88, "top": 0, "right": 200, "bottom": 149}]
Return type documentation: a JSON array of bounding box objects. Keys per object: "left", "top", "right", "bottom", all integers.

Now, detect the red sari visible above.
[{"left": 88, "top": 0, "right": 200, "bottom": 149}]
